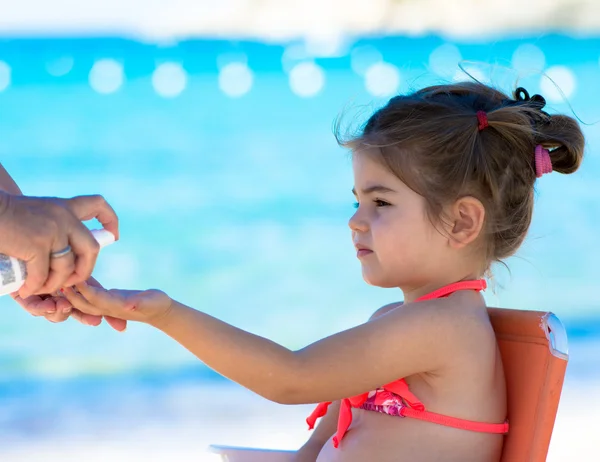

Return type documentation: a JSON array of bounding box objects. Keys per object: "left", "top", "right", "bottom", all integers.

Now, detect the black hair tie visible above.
[{"left": 514, "top": 87, "right": 548, "bottom": 116}]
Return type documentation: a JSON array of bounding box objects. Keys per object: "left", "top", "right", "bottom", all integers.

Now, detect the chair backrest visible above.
[{"left": 488, "top": 308, "right": 568, "bottom": 462}]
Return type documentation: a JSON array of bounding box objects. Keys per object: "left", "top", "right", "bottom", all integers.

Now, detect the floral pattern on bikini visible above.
[{"left": 360, "top": 387, "right": 407, "bottom": 416}]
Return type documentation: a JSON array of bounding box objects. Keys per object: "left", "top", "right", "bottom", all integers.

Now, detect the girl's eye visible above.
[
  {"left": 374, "top": 199, "right": 390, "bottom": 207},
  {"left": 353, "top": 199, "right": 390, "bottom": 209}
]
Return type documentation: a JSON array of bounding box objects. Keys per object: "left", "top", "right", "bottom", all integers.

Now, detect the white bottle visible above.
[{"left": 0, "top": 228, "right": 116, "bottom": 297}]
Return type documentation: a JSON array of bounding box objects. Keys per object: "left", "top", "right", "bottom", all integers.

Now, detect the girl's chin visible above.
[{"left": 361, "top": 270, "right": 401, "bottom": 289}]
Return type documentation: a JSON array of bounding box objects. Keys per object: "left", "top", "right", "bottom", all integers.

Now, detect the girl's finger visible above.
[
  {"left": 77, "top": 283, "right": 127, "bottom": 313},
  {"left": 62, "top": 287, "right": 101, "bottom": 316},
  {"left": 74, "top": 281, "right": 105, "bottom": 306},
  {"left": 86, "top": 276, "right": 105, "bottom": 290}
]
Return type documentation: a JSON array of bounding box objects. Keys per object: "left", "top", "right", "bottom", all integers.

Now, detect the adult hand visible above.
[
  {"left": 11, "top": 276, "right": 128, "bottom": 332},
  {"left": 0, "top": 192, "right": 119, "bottom": 298}
]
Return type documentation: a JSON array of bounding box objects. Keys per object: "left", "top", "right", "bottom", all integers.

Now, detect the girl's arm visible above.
[
  {"left": 152, "top": 298, "right": 456, "bottom": 404},
  {"left": 64, "top": 285, "right": 473, "bottom": 405},
  {"left": 295, "top": 400, "right": 339, "bottom": 460},
  {"left": 0, "top": 163, "right": 23, "bottom": 195}
]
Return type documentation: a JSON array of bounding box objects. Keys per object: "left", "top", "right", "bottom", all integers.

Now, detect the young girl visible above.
[{"left": 59, "top": 82, "right": 584, "bottom": 462}]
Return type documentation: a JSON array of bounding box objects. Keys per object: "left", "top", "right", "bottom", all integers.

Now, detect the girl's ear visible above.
[{"left": 446, "top": 196, "right": 485, "bottom": 249}]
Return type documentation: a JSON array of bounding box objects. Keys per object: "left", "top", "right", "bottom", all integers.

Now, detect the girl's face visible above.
[{"left": 349, "top": 153, "right": 450, "bottom": 291}]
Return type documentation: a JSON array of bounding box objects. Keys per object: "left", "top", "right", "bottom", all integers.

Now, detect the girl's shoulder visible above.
[
  {"left": 369, "top": 301, "right": 404, "bottom": 320},
  {"left": 370, "top": 295, "right": 494, "bottom": 355}
]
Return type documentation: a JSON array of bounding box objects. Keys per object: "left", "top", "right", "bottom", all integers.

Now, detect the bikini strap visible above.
[
  {"left": 401, "top": 407, "right": 509, "bottom": 434},
  {"left": 415, "top": 279, "right": 487, "bottom": 302}
]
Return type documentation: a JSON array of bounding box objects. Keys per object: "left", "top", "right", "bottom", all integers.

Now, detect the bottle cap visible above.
[{"left": 90, "top": 229, "right": 116, "bottom": 248}]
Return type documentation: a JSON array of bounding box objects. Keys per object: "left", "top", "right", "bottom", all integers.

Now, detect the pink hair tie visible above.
[
  {"left": 476, "top": 111, "right": 488, "bottom": 131},
  {"left": 534, "top": 145, "right": 552, "bottom": 178}
]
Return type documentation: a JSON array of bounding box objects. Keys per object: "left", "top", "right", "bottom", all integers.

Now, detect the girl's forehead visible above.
[
  {"left": 352, "top": 154, "right": 398, "bottom": 182},
  {"left": 352, "top": 152, "right": 419, "bottom": 198},
  {"left": 353, "top": 153, "right": 382, "bottom": 173}
]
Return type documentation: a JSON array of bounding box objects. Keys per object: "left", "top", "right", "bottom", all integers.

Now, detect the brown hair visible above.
[{"left": 338, "top": 82, "right": 585, "bottom": 272}]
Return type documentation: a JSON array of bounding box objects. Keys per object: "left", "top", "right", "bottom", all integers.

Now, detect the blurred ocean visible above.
[{"left": 0, "top": 34, "right": 599, "bottom": 460}]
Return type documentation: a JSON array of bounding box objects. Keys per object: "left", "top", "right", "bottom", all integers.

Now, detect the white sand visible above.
[
  {"left": 1, "top": 0, "right": 600, "bottom": 41},
  {"left": 547, "top": 379, "right": 600, "bottom": 461}
]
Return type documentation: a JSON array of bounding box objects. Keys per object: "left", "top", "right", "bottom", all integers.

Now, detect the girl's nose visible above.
[{"left": 348, "top": 209, "right": 369, "bottom": 233}]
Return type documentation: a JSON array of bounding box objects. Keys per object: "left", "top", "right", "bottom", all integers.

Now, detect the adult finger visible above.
[
  {"left": 18, "top": 251, "right": 50, "bottom": 299},
  {"left": 62, "top": 222, "right": 100, "bottom": 288},
  {"left": 67, "top": 195, "right": 119, "bottom": 240},
  {"left": 11, "top": 293, "right": 58, "bottom": 317},
  {"left": 105, "top": 316, "right": 127, "bottom": 332},
  {"left": 70, "top": 309, "right": 103, "bottom": 327},
  {"left": 43, "top": 297, "right": 72, "bottom": 323},
  {"left": 36, "top": 239, "right": 76, "bottom": 295}
]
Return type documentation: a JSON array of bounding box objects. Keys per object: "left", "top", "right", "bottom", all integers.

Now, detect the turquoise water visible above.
[{"left": 0, "top": 35, "right": 599, "bottom": 449}]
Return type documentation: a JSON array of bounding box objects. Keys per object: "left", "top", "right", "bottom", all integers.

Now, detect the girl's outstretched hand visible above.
[{"left": 61, "top": 282, "right": 172, "bottom": 326}]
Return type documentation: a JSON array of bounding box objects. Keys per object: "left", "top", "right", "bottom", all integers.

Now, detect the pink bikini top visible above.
[{"left": 306, "top": 279, "right": 509, "bottom": 449}]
